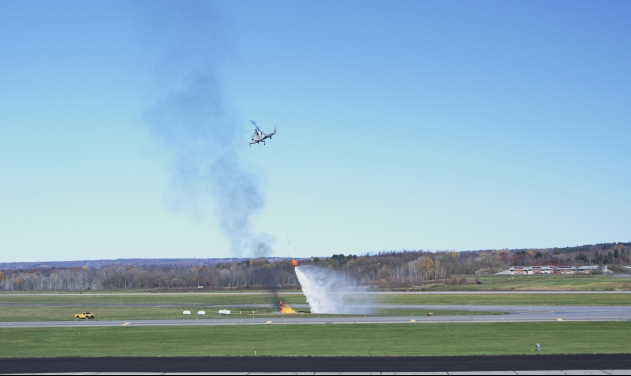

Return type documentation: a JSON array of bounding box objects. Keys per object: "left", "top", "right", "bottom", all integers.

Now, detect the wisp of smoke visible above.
[
  {"left": 295, "top": 265, "right": 372, "bottom": 314},
  {"left": 141, "top": 2, "right": 273, "bottom": 257}
]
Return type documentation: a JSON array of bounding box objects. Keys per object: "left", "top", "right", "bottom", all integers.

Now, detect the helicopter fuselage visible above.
[{"left": 249, "top": 126, "right": 276, "bottom": 146}]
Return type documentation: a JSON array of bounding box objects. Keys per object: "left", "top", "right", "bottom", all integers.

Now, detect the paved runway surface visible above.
[
  {"left": 2, "top": 355, "right": 631, "bottom": 373},
  {"left": 1, "top": 305, "right": 629, "bottom": 327},
  {"left": 10, "top": 372, "right": 631, "bottom": 375}
]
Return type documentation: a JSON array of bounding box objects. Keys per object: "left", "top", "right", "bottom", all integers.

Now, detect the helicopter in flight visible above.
[{"left": 249, "top": 120, "right": 277, "bottom": 146}]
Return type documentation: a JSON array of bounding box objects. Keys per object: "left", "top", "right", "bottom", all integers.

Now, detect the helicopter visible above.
[{"left": 249, "top": 120, "right": 276, "bottom": 146}]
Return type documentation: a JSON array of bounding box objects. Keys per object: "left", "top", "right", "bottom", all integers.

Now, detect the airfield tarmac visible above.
[
  {"left": 1, "top": 304, "right": 629, "bottom": 328},
  {"left": 3, "top": 354, "right": 631, "bottom": 374}
]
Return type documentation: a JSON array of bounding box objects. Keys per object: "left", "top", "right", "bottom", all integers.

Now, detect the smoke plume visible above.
[{"left": 141, "top": 2, "right": 273, "bottom": 256}]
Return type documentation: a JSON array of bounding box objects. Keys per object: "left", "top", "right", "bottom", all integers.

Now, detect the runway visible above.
[
  {"left": 1, "top": 304, "right": 630, "bottom": 328},
  {"left": 2, "top": 354, "right": 631, "bottom": 373}
]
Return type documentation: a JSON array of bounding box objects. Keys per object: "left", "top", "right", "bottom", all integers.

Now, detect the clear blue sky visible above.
[{"left": 1, "top": 0, "right": 629, "bottom": 262}]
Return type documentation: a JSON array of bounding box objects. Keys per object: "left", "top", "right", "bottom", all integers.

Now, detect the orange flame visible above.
[{"left": 279, "top": 300, "right": 296, "bottom": 314}]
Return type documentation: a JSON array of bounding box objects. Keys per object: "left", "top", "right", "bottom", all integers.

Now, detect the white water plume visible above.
[{"left": 295, "top": 265, "right": 372, "bottom": 314}]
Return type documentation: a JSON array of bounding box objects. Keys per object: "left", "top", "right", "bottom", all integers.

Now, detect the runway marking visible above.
[
  {"left": 557, "top": 318, "right": 564, "bottom": 321},
  {"left": 122, "top": 322, "right": 130, "bottom": 326},
  {"left": 266, "top": 321, "right": 272, "bottom": 324}
]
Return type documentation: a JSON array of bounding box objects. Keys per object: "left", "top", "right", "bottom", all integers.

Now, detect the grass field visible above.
[
  {"left": 0, "top": 322, "right": 629, "bottom": 357},
  {"left": 1, "top": 292, "right": 630, "bottom": 312},
  {"left": 423, "top": 275, "right": 631, "bottom": 292},
  {"left": 377, "top": 293, "right": 631, "bottom": 306},
  {"left": 0, "top": 306, "right": 501, "bottom": 322},
  {"left": 0, "top": 293, "right": 306, "bottom": 305}
]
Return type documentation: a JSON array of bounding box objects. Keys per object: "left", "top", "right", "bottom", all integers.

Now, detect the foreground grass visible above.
[
  {"left": 0, "top": 306, "right": 501, "bottom": 322},
  {"left": 0, "top": 322, "right": 629, "bottom": 357}
]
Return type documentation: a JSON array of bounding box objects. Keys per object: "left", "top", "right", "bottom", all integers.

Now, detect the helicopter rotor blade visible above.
[{"left": 249, "top": 120, "right": 261, "bottom": 130}]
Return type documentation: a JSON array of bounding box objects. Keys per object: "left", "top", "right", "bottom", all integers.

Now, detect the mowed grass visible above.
[
  {"left": 2, "top": 290, "right": 631, "bottom": 310},
  {"left": 0, "top": 293, "right": 306, "bottom": 305},
  {"left": 0, "top": 307, "right": 282, "bottom": 322},
  {"left": 423, "top": 275, "right": 631, "bottom": 291},
  {"left": 1, "top": 292, "right": 630, "bottom": 309},
  {"left": 0, "top": 306, "right": 501, "bottom": 322},
  {"left": 378, "top": 293, "right": 631, "bottom": 306},
  {"left": 0, "top": 322, "right": 629, "bottom": 357}
]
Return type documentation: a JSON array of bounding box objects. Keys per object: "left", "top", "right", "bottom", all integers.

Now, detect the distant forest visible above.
[{"left": 0, "top": 242, "right": 629, "bottom": 291}]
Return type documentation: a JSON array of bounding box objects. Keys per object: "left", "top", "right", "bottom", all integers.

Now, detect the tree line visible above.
[{"left": 0, "top": 243, "right": 629, "bottom": 291}]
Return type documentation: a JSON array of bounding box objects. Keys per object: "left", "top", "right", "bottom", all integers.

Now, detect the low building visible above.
[
  {"left": 555, "top": 266, "right": 576, "bottom": 275},
  {"left": 531, "top": 266, "right": 552, "bottom": 274},
  {"left": 509, "top": 265, "right": 606, "bottom": 275},
  {"left": 509, "top": 266, "right": 532, "bottom": 275},
  {"left": 578, "top": 265, "right": 599, "bottom": 274}
]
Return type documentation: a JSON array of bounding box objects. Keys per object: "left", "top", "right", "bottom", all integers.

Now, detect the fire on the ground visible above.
[{"left": 279, "top": 301, "right": 296, "bottom": 314}]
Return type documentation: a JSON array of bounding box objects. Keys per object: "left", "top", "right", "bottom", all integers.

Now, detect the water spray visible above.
[{"left": 294, "top": 265, "right": 372, "bottom": 314}]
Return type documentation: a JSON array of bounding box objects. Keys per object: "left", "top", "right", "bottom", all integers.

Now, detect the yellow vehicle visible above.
[{"left": 74, "top": 311, "right": 95, "bottom": 320}]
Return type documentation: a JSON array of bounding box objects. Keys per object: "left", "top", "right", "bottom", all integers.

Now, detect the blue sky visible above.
[{"left": 1, "top": 0, "right": 629, "bottom": 262}]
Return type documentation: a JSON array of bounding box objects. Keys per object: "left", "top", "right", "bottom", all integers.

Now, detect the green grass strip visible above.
[
  {"left": 0, "top": 294, "right": 305, "bottom": 305},
  {"left": 2, "top": 292, "right": 630, "bottom": 306},
  {"left": 0, "top": 307, "right": 500, "bottom": 322},
  {"left": 432, "top": 275, "right": 631, "bottom": 291},
  {"left": 378, "top": 294, "right": 631, "bottom": 306},
  {"left": 1, "top": 321, "right": 629, "bottom": 358}
]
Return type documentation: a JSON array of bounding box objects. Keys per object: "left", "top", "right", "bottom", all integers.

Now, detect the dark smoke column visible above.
[{"left": 141, "top": 2, "right": 274, "bottom": 257}]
